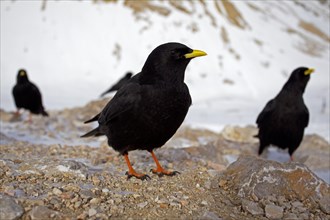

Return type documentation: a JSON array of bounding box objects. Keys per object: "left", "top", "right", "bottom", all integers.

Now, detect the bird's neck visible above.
[
  {"left": 282, "top": 81, "right": 306, "bottom": 95},
  {"left": 141, "top": 65, "right": 186, "bottom": 84}
]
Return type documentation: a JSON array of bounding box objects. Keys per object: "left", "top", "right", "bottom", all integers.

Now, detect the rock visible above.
[
  {"left": 137, "top": 201, "right": 148, "bottom": 209},
  {"left": 88, "top": 208, "right": 97, "bottom": 217},
  {"left": 80, "top": 189, "right": 94, "bottom": 199},
  {"left": 200, "top": 211, "right": 223, "bottom": 220},
  {"left": 319, "top": 196, "right": 330, "bottom": 214},
  {"left": 219, "top": 156, "right": 330, "bottom": 204},
  {"left": 0, "top": 194, "right": 24, "bottom": 220},
  {"left": 241, "top": 199, "right": 263, "bottom": 216},
  {"left": 265, "top": 204, "right": 284, "bottom": 219},
  {"left": 283, "top": 213, "right": 299, "bottom": 220},
  {"left": 291, "top": 201, "right": 303, "bottom": 208},
  {"left": 90, "top": 198, "right": 101, "bottom": 205},
  {"left": 298, "top": 213, "right": 309, "bottom": 219},
  {"left": 26, "top": 206, "right": 62, "bottom": 220},
  {"left": 52, "top": 188, "right": 62, "bottom": 196},
  {"left": 92, "top": 176, "right": 101, "bottom": 186},
  {"left": 200, "top": 200, "right": 208, "bottom": 206},
  {"left": 221, "top": 125, "right": 258, "bottom": 143}
]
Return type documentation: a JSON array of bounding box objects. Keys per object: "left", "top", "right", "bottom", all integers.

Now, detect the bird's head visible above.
[
  {"left": 141, "top": 42, "right": 207, "bottom": 83},
  {"left": 16, "top": 69, "right": 29, "bottom": 83},
  {"left": 286, "top": 67, "right": 314, "bottom": 93}
]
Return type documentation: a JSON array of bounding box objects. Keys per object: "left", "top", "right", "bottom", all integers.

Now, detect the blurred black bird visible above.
[
  {"left": 12, "top": 69, "right": 48, "bottom": 121},
  {"left": 82, "top": 42, "right": 207, "bottom": 179},
  {"left": 100, "top": 72, "right": 133, "bottom": 97},
  {"left": 255, "top": 67, "right": 314, "bottom": 160}
]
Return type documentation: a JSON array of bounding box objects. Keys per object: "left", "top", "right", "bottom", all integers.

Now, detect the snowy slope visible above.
[{"left": 1, "top": 0, "right": 329, "bottom": 140}]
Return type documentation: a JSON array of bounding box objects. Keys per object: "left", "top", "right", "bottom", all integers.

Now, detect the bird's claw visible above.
[
  {"left": 150, "top": 169, "right": 180, "bottom": 177},
  {"left": 125, "top": 171, "right": 151, "bottom": 180}
]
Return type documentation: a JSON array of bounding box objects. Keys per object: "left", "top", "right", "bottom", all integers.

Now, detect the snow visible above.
[{"left": 1, "top": 1, "right": 329, "bottom": 141}]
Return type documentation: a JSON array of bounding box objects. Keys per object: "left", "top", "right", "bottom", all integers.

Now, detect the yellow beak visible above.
[
  {"left": 304, "top": 68, "right": 315, "bottom": 75},
  {"left": 184, "top": 49, "right": 207, "bottom": 59}
]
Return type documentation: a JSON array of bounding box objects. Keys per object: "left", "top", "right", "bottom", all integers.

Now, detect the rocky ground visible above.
[{"left": 0, "top": 98, "right": 329, "bottom": 220}]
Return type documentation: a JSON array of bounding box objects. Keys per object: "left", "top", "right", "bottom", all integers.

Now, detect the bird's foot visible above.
[
  {"left": 125, "top": 171, "right": 151, "bottom": 180},
  {"left": 150, "top": 168, "right": 180, "bottom": 177}
]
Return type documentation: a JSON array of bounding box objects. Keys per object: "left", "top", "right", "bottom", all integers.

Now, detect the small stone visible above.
[
  {"left": 132, "top": 194, "right": 140, "bottom": 199},
  {"left": 241, "top": 199, "right": 264, "bottom": 216},
  {"left": 265, "top": 204, "right": 284, "bottom": 220},
  {"left": 277, "top": 196, "right": 286, "bottom": 206},
  {"left": 219, "top": 179, "right": 227, "bottom": 188},
  {"left": 207, "top": 169, "right": 218, "bottom": 177},
  {"left": 92, "top": 176, "right": 101, "bottom": 186},
  {"left": 267, "top": 195, "right": 277, "bottom": 202},
  {"left": 74, "top": 201, "right": 82, "bottom": 209},
  {"left": 283, "top": 213, "right": 299, "bottom": 220},
  {"left": 80, "top": 190, "right": 94, "bottom": 199},
  {"left": 0, "top": 195, "right": 24, "bottom": 220},
  {"left": 137, "top": 201, "right": 148, "bottom": 209},
  {"left": 114, "top": 198, "right": 122, "bottom": 204},
  {"left": 200, "top": 211, "right": 222, "bottom": 220},
  {"left": 102, "top": 188, "right": 110, "bottom": 193},
  {"left": 319, "top": 196, "right": 330, "bottom": 214},
  {"left": 88, "top": 208, "right": 97, "bottom": 217},
  {"left": 159, "top": 203, "right": 168, "bottom": 208},
  {"left": 147, "top": 187, "right": 154, "bottom": 191},
  {"left": 170, "top": 202, "right": 182, "bottom": 208},
  {"left": 297, "top": 206, "right": 307, "bottom": 213},
  {"left": 90, "top": 198, "right": 100, "bottom": 205},
  {"left": 292, "top": 201, "right": 303, "bottom": 208},
  {"left": 52, "top": 188, "right": 62, "bottom": 196},
  {"left": 200, "top": 200, "right": 208, "bottom": 206},
  {"left": 196, "top": 183, "right": 200, "bottom": 188},
  {"left": 180, "top": 200, "right": 189, "bottom": 206},
  {"left": 298, "top": 213, "right": 309, "bottom": 220},
  {"left": 26, "top": 206, "right": 61, "bottom": 219}
]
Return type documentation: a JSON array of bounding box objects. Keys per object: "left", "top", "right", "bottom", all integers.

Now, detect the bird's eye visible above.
[{"left": 171, "top": 49, "right": 185, "bottom": 60}]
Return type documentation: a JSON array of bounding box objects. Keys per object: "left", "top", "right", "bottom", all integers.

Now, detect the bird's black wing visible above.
[
  {"left": 300, "top": 105, "right": 309, "bottom": 128},
  {"left": 256, "top": 99, "right": 275, "bottom": 125},
  {"left": 30, "top": 83, "right": 42, "bottom": 101},
  {"left": 98, "top": 82, "right": 141, "bottom": 125}
]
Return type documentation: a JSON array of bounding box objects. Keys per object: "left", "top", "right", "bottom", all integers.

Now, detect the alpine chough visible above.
[
  {"left": 100, "top": 72, "right": 133, "bottom": 97},
  {"left": 12, "top": 69, "right": 49, "bottom": 120},
  {"left": 255, "top": 67, "right": 314, "bottom": 160},
  {"left": 82, "top": 42, "right": 207, "bottom": 179}
]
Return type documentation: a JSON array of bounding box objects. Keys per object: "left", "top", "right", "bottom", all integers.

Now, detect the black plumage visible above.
[
  {"left": 100, "top": 72, "right": 133, "bottom": 97},
  {"left": 255, "top": 67, "right": 314, "bottom": 160},
  {"left": 82, "top": 42, "right": 206, "bottom": 179},
  {"left": 12, "top": 69, "right": 48, "bottom": 119}
]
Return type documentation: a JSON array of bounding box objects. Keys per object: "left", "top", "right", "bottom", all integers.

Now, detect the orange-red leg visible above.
[
  {"left": 123, "top": 153, "right": 150, "bottom": 180},
  {"left": 149, "top": 150, "right": 180, "bottom": 177}
]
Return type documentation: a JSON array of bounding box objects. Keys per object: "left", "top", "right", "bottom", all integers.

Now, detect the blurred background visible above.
[{"left": 1, "top": 0, "right": 329, "bottom": 140}]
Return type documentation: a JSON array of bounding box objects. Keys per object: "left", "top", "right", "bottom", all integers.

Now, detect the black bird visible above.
[
  {"left": 100, "top": 72, "right": 133, "bottom": 97},
  {"left": 12, "top": 69, "right": 48, "bottom": 121},
  {"left": 82, "top": 42, "right": 207, "bottom": 179},
  {"left": 255, "top": 67, "right": 314, "bottom": 160}
]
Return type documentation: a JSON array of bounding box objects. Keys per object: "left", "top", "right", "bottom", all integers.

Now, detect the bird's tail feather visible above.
[
  {"left": 81, "top": 127, "right": 102, "bottom": 138},
  {"left": 84, "top": 114, "right": 100, "bottom": 124},
  {"left": 41, "top": 110, "right": 49, "bottom": 117}
]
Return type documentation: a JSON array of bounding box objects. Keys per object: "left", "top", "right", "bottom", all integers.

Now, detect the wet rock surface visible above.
[{"left": 0, "top": 101, "right": 329, "bottom": 219}]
